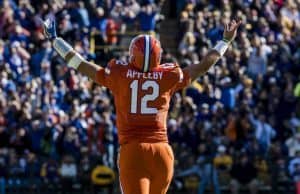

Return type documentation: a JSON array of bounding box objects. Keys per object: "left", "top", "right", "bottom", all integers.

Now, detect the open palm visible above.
[{"left": 223, "top": 20, "right": 241, "bottom": 42}]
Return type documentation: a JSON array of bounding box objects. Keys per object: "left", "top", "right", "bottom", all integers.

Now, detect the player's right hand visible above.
[
  {"left": 223, "top": 20, "right": 241, "bottom": 43},
  {"left": 42, "top": 18, "right": 57, "bottom": 40}
]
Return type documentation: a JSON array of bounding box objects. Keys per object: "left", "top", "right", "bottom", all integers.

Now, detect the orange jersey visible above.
[{"left": 95, "top": 59, "right": 191, "bottom": 144}]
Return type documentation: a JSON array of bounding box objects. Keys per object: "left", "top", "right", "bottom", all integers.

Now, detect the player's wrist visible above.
[
  {"left": 53, "top": 37, "right": 82, "bottom": 69},
  {"left": 222, "top": 37, "right": 231, "bottom": 43},
  {"left": 213, "top": 39, "right": 230, "bottom": 57},
  {"left": 53, "top": 37, "right": 73, "bottom": 58},
  {"left": 68, "top": 53, "right": 84, "bottom": 69}
]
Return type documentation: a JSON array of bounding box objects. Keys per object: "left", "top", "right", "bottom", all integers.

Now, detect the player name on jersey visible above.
[{"left": 126, "top": 69, "right": 163, "bottom": 80}]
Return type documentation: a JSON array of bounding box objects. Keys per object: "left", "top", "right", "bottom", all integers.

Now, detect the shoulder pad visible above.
[
  {"left": 106, "top": 59, "right": 129, "bottom": 67},
  {"left": 105, "top": 59, "right": 117, "bottom": 75},
  {"left": 105, "top": 59, "right": 129, "bottom": 75},
  {"left": 160, "top": 63, "right": 178, "bottom": 69},
  {"left": 115, "top": 59, "right": 129, "bottom": 66}
]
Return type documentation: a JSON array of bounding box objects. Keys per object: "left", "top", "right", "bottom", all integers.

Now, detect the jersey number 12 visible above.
[{"left": 130, "top": 80, "right": 159, "bottom": 114}]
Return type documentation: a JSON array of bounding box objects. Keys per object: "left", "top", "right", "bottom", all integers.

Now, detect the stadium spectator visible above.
[
  {"left": 289, "top": 150, "right": 300, "bottom": 194},
  {"left": 59, "top": 155, "right": 77, "bottom": 194},
  {"left": 213, "top": 145, "right": 233, "bottom": 172},
  {"left": 249, "top": 113, "right": 277, "bottom": 156},
  {"left": 137, "top": 3, "right": 159, "bottom": 33},
  {"left": 40, "top": 158, "right": 59, "bottom": 185},
  {"left": 0, "top": 148, "right": 8, "bottom": 194},
  {"left": 78, "top": 151, "right": 92, "bottom": 193},
  {"left": 196, "top": 140, "right": 220, "bottom": 194},
  {"left": 178, "top": 32, "right": 197, "bottom": 57},
  {"left": 219, "top": 77, "right": 235, "bottom": 110},
  {"left": 71, "top": 1, "right": 90, "bottom": 28},
  {"left": 247, "top": 45, "right": 267, "bottom": 79},
  {"left": 269, "top": 157, "right": 290, "bottom": 194},
  {"left": 225, "top": 108, "right": 252, "bottom": 150},
  {"left": 26, "top": 153, "right": 41, "bottom": 192},
  {"left": 230, "top": 153, "right": 258, "bottom": 194},
  {"left": 286, "top": 133, "right": 300, "bottom": 157}
]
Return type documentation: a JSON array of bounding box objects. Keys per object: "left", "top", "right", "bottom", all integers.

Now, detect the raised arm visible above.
[
  {"left": 42, "top": 18, "right": 102, "bottom": 82},
  {"left": 185, "top": 20, "right": 241, "bottom": 81}
]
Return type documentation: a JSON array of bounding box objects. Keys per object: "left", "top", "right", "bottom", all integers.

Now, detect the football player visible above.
[{"left": 42, "top": 18, "right": 240, "bottom": 194}]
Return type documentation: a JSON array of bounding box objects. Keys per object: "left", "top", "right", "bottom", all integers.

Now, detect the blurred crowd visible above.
[
  {"left": 0, "top": 0, "right": 163, "bottom": 193},
  {"left": 170, "top": 0, "right": 300, "bottom": 194},
  {"left": 0, "top": 0, "right": 299, "bottom": 194}
]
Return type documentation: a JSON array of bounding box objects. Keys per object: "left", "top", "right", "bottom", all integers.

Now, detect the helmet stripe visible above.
[
  {"left": 143, "top": 35, "right": 150, "bottom": 72},
  {"left": 148, "top": 36, "right": 152, "bottom": 71}
]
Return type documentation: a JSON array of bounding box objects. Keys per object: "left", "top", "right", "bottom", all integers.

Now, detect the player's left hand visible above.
[
  {"left": 223, "top": 19, "right": 241, "bottom": 43},
  {"left": 42, "top": 18, "right": 57, "bottom": 40}
]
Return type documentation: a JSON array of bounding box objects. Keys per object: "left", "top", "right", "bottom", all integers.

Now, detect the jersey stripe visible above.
[
  {"left": 143, "top": 35, "right": 150, "bottom": 72},
  {"left": 148, "top": 36, "right": 152, "bottom": 72}
]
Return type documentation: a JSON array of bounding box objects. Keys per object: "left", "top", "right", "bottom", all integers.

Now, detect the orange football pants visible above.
[{"left": 118, "top": 142, "right": 174, "bottom": 194}]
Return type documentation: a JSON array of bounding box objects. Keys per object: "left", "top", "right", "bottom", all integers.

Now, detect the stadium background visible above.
[{"left": 0, "top": 0, "right": 300, "bottom": 194}]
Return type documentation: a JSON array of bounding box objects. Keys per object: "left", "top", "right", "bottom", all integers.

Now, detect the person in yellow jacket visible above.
[{"left": 213, "top": 145, "right": 233, "bottom": 171}]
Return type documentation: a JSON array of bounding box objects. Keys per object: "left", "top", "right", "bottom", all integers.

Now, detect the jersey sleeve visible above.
[
  {"left": 95, "top": 59, "right": 117, "bottom": 89},
  {"left": 171, "top": 66, "right": 191, "bottom": 92}
]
